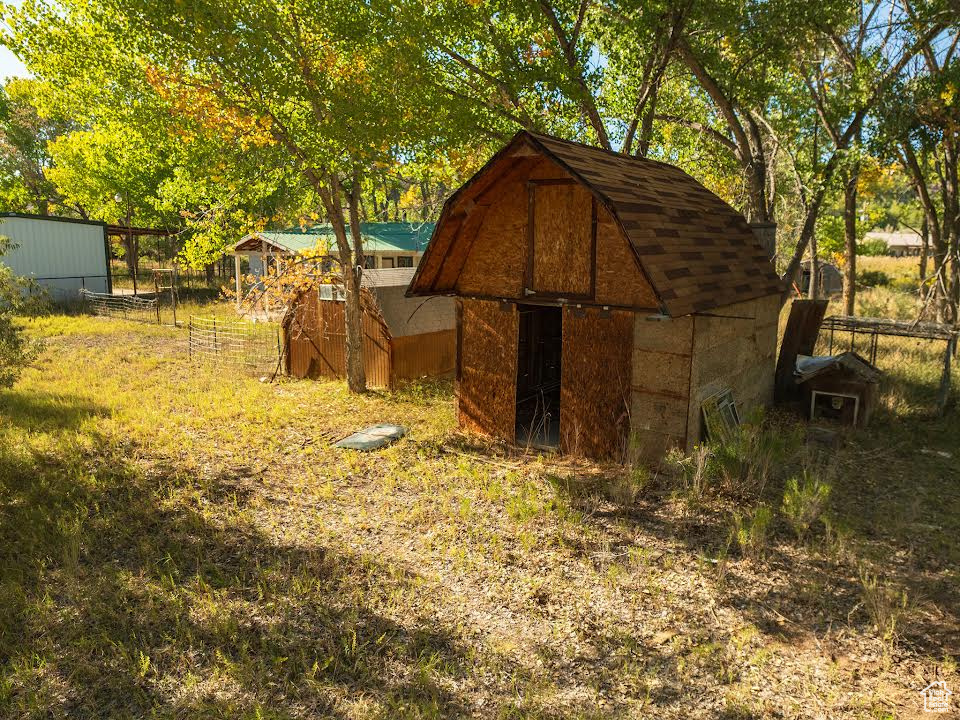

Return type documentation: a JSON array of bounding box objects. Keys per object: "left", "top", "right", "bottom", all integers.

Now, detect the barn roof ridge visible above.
[{"left": 523, "top": 130, "right": 685, "bottom": 173}]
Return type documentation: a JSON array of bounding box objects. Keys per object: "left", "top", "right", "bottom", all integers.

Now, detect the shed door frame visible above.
[{"left": 525, "top": 179, "right": 597, "bottom": 300}]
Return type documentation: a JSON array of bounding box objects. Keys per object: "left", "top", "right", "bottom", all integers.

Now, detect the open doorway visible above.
[{"left": 515, "top": 304, "right": 562, "bottom": 449}]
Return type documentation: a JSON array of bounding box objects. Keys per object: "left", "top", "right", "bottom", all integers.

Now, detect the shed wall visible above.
[
  {"left": 285, "top": 292, "right": 392, "bottom": 387},
  {"left": 457, "top": 298, "right": 518, "bottom": 441},
  {"left": 629, "top": 315, "right": 695, "bottom": 461},
  {"left": 392, "top": 329, "right": 456, "bottom": 382},
  {"left": 0, "top": 216, "right": 109, "bottom": 298},
  {"left": 685, "top": 294, "right": 780, "bottom": 448},
  {"left": 450, "top": 156, "right": 657, "bottom": 308}
]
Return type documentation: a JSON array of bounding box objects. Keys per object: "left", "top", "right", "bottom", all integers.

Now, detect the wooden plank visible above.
[{"left": 774, "top": 299, "right": 828, "bottom": 403}]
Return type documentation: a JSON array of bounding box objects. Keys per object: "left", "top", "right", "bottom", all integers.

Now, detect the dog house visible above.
[
  {"left": 795, "top": 352, "right": 880, "bottom": 427},
  {"left": 285, "top": 268, "right": 455, "bottom": 387},
  {"left": 407, "top": 131, "right": 784, "bottom": 460}
]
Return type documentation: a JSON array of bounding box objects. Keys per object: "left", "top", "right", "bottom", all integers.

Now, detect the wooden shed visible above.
[
  {"left": 407, "top": 131, "right": 784, "bottom": 461},
  {"left": 285, "top": 268, "right": 455, "bottom": 387},
  {"left": 795, "top": 353, "right": 880, "bottom": 427}
]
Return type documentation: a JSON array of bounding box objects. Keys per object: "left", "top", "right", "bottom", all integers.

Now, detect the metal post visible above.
[{"left": 213, "top": 318, "right": 218, "bottom": 356}]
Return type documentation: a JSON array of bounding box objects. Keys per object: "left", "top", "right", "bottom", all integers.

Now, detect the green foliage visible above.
[
  {"left": 0, "top": 237, "right": 42, "bottom": 388},
  {"left": 708, "top": 413, "right": 802, "bottom": 500},
  {"left": 858, "top": 238, "right": 889, "bottom": 256},
  {"left": 858, "top": 269, "right": 890, "bottom": 287},
  {"left": 780, "top": 470, "right": 831, "bottom": 541},
  {"left": 0, "top": 78, "right": 67, "bottom": 215},
  {"left": 729, "top": 505, "right": 773, "bottom": 560}
]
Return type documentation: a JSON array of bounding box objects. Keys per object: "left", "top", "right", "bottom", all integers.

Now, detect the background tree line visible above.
[{"left": 0, "top": 0, "right": 956, "bottom": 391}]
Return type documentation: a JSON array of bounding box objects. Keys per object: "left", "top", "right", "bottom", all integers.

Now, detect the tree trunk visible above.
[
  {"left": 842, "top": 163, "right": 858, "bottom": 315},
  {"left": 316, "top": 173, "right": 366, "bottom": 393},
  {"left": 782, "top": 190, "right": 829, "bottom": 302},
  {"left": 920, "top": 217, "right": 929, "bottom": 287},
  {"left": 347, "top": 171, "right": 368, "bottom": 392},
  {"left": 808, "top": 232, "right": 819, "bottom": 300}
]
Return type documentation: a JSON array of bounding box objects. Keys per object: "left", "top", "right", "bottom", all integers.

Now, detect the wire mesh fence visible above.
[
  {"left": 80, "top": 289, "right": 161, "bottom": 324},
  {"left": 188, "top": 316, "right": 282, "bottom": 375}
]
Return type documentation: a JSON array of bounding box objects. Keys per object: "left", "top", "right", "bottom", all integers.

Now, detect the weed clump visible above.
[
  {"left": 781, "top": 469, "right": 832, "bottom": 541},
  {"left": 728, "top": 505, "right": 773, "bottom": 560}
]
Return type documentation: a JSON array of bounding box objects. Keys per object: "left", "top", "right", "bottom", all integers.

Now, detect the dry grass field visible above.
[{"left": 0, "top": 287, "right": 957, "bottom": 718}]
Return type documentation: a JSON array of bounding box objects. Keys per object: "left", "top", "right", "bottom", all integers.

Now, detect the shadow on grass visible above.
[
  {"left": 0, "top": 388, "right": 109, "bottom": 432},
  {"left": 543, "top": 404, "right": 959, "bottom": 658},
  {"left": 0, "top": 421, "right": 474, "bottom": 718}
]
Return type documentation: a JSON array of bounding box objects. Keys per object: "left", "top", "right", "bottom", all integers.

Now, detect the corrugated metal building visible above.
[
  {"left": 0, "top": 213, "right": 111, "bottom": 299},
  {"left": 284, "top": 267, "right": 456, "bottom": 387}
]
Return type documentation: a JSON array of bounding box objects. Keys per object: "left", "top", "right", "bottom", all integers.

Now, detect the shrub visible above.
[
  {"left": 0, "top": 237, "right": 42, "bottom": 387},
  {"left": 667, "top": 444, "right": 712, "bottom": 501},
  {"left": 857, "top": 269, "right": 890, "bottom": 287},
  {"left": 781, "top": 471, "right": 831, "bottom": 541},
  {"left": 859, "top": 568, "right": 913, "bottom": 652},
  {"left": 603, "top": 465, "right": 650, "bottom": 505},
  {"left": 709, "top": 414, "right": 802, "bottom": 500},
  {"left": 729, "top": 505, "right": 773, "bottom": 560},
  {"left": 858, "top": 238, "right": 889, "bottom": 256}
]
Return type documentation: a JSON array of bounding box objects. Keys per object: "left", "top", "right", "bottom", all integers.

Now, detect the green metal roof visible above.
[{"left": 248, "top": 222, "right": 434, "bottom": 254}]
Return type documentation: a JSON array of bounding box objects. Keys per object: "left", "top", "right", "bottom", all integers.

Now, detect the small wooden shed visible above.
[
  {"left": 795, "top": 352, "right": 880, "bottom": 427},
  {"left": 407, "top": 131, "right": 784, "bottom": 460},
  {"left": 800, "top": 260, "right": 843, "bottom": 295},
  {"left": 285, "top": 268, "right": 455, "bottom": 387}
]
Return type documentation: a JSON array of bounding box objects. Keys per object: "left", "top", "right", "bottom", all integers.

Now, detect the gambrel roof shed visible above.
[{"left": 409, "top": 131, "right": 782, "bottom": 316}]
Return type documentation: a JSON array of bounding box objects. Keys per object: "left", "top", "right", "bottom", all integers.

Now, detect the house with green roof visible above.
[{"left": 234, "top": 222, "right": 434, "bottom": 276}]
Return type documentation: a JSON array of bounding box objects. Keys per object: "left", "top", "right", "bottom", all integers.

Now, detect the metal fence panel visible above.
[
  {"left": 80, "top": 289, "right": 160, "bottom": 324},
  {"left": 189, "top": 315, "right": 281, "bottom": 375}
]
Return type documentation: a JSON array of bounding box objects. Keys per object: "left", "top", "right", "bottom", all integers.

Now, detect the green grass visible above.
[{"left": 1, "top": 309, "right": 958, "bottom": 718}]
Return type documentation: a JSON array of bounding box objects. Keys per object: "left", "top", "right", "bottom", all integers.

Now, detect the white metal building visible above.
[{"left": 0, "top": 213, "right": 111, "bottom": 299}]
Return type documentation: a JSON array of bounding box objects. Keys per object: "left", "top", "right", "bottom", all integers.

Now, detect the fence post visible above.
[
  {"left": 188, "top": 317, "right": 193, "bottom": 361},
  {"left": 213, "top": 318, "right": 218, "bottom": 356}
]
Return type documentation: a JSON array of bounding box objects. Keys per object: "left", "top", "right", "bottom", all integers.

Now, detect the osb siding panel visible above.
[
  {"left": 594, "top": 207, "right": 659, "bottom": 308},
  {"left": 532, "top": 183, "right": 592, "bottom": 295},
  {"left": 528, "top": 157, "right": 572, "bottom": 181},
  {"left": 685, "top": 294, "right": 780, "bottom": 448},
  {"left": 560, "top": 307, "right": 633, "bottom": 458},
  {"left": 629, "top": 314, "right": 694, "bottom": 462},
  {"left": 457, "top": 172, "right": 528, "bottom": 298},
  {"left": 528, "top": 133, "right": 784, "bottom": 315},
  {"left": 458, "top": 299, "right": 518, "bottom": 441},
  {"left": 391, "top": 329, "right": 457, "bottom": 382}
]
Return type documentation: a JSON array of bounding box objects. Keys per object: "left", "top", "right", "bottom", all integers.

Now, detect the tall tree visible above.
[
  {"left": 90, "top": 0, "right": 440, "bottom": 392},
  {"left": 0, "top": 79, "right": 66, "bottom": 215},
  {"left": 878, "top": 5, "right": 960, "bottom": 322}
]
